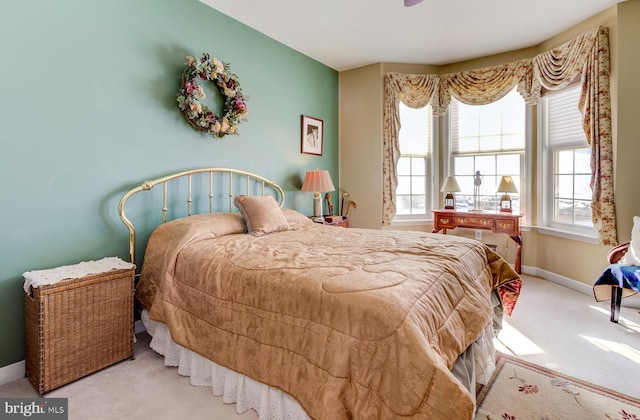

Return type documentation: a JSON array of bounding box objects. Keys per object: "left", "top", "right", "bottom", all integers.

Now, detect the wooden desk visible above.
[{"left": 432, "top": 209, "right": 522, "bottom": 274}]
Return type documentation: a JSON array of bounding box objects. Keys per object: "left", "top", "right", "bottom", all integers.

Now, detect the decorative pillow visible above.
[
  {"left": 621, "top": 216, "right": 640, "bottom": 266},
  {"left": 234, "top": 195, "right": 290, "bottom": 237},
  {"left": 281, "top": 208, "right": 314, "bottom": 229}
]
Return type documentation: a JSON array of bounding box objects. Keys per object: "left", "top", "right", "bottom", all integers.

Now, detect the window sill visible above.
[
  {"left": 391, "top": 218, "right": 433, "bottom": 227},
  {"left": 536, "top": 226, "right": 600, "bottom": 244}
]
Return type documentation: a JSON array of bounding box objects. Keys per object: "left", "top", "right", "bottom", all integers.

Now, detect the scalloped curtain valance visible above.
[{"left": 382, "top": 26, "right": 617, "bottom": 245}]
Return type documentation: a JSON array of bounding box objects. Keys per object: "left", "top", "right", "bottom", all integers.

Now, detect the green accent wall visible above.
[{"left": 0, "top": 0, "right": 338, "bottom": 368}]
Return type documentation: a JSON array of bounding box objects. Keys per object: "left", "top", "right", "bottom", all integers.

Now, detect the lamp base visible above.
[
  {"left": 312, "top": 192, "right": 324, "bottom": 220},
  {"left": 499, "top": 194, "right": 512, "bottom": 213},
  {"left": 443, "top": 193, "right": 455, "bottom": 210}
]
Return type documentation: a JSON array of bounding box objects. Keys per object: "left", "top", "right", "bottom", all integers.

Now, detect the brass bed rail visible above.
[{"left": 118, "top": 168, "right": 285, "bottom": 264}]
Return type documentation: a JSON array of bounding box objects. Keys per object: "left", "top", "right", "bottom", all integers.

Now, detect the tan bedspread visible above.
[{"left": 137, "top": 212, "right": 520, "bottom": 420}]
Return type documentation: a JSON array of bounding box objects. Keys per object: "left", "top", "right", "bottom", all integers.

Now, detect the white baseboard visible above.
[
  {"left": 0, "top": 360, "right": 24, "bottom": 387},
  {"left": 522, "top": 265, "right": 640, "bottom": 309}
]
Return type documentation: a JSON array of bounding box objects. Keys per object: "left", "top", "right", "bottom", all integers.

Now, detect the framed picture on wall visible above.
[{"left": 301, "top": 115, "right": 323, "bottom": 156}]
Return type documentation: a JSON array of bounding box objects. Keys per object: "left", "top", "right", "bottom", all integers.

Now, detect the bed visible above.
[{"left": 118, "top": 168, "right": 521, "bottom": 420}]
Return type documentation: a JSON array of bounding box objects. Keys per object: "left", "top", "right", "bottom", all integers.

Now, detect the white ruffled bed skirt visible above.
[
  {"left": 142, "top": 311, "right": 310, "bottom": 419},
  {"left": 142, "top": 309, "right": 496, "bottom": 419}
]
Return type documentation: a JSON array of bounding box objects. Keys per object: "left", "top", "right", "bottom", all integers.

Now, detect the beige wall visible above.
[
  {"left": 338, "top": 64, "right": 384, "bottom": 228},
  {"left": 339, "top": 2, "right": 640, "bottom": 286}
]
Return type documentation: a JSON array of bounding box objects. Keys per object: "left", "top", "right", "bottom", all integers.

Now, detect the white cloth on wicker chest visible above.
[{"left": 22, "top": 257, "right": 135, "bottom": 293}]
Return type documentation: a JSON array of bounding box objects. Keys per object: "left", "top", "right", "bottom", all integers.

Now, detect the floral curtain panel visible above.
[
  {"left": 382, "top": 26, "right": 617, "bottom": 245},
  {"left": 382, "top": 74, "right": 439, "bottom": 226}
]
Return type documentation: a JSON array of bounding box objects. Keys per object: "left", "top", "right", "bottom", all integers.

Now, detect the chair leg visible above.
[{"left": 610, "top": 287, "right": 623, "bottom": 323}]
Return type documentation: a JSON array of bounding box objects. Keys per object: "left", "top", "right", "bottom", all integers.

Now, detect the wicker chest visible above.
[{"left": 24, "top": 264, "right": 135, "bottom": 394}]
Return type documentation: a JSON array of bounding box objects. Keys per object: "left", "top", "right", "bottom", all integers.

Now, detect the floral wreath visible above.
[{"left": 177, "top": 53, "right": 248, "bottom": 138}]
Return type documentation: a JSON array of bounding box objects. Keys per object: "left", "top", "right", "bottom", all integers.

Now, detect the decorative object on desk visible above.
[
  {"left": 177, "top": 53, "right": 249, "bottom": 139},
  {"left": 341, "top": 191, "right": 350, "bottom": 216},
  {"left": 497, "top": 176, "right": 518, "bottom": 213},
  {"left": 345, "top": 201, "right": 357, "bottom": 216},
  {"left": 301, "top": 115, "right": 324, "bottom": 156},
  {"left": 472, "top": 170, "right": 483, "bottom": 212},
  {"left": 440, "top": 176, "right": 461, "bottom": 210},
  {"left": 301, "top": 169, "right": 334, "bottom": 222},
  {"left": 325, "top": 193, "right": 334, "bottom": 216}
]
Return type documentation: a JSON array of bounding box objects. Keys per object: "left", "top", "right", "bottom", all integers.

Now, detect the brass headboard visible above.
[{"left": 118, "top": 168, "right": 285, "bottom": 264}]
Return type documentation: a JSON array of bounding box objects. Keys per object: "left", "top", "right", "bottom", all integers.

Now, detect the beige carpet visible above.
[{"left": 476, "top": 353, "right": 640, "bottom": 420}]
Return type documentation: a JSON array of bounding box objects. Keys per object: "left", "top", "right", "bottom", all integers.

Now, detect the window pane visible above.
[
  {"left": 411, "top": 157, "right": 426, "bottom": 175},
  {"left": 556, "top": 150, "right": 574, "bottom": 174},
  {"left": 396, "top": 195, "right": 411, "bottom": 215},
  {"left": 555, "top": 199, "right": 574, "bottom": 223},
  {"left": 496, "top": 154, "right": 520, "bottom": 174},
  {"left": 574, "top": 200, "right": 592, "bottom": 226},
  {"left": 454, "top": 156, "right": 474, "bottom": 175},
  {"left": 457, "top": 177, "right": 474, "bottom": 195},
  {"left": 479, "top": 175, "right": 498, "bottom": 195},
  {"left": 411, "top": 195, "right": 426, "bottom": 213},
  {"left": 411, "top": 176, "right": 426, "bottom": 194},
  {"left": 556, "top": 175, "right": 574, "bottom": 198},
  {"left": 396, "top": 176, "right": 411, "bottom": 194},
  {"left": 575, "top": 148, "right": 591, "bottom": 173},
  {"left": 397, "top": 157, "right": 411, "bottom": 176},
  {"left": 475, "top": 155, "right": 496, "bottom": 176},
  {"left": 574, "top": 175, "right": 591, "bottom": 200}
]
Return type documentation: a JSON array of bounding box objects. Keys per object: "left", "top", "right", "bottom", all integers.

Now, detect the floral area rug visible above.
[{"left": 475, "top": 353, "right": 640, "bottom": 420}]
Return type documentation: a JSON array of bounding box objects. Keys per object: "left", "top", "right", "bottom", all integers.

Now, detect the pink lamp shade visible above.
[
  {"left": 301, "top": 170, "right": 335, "bottom": 193},
  {"left": 301, "top": 170, "right": 335, "bottom": 221}
]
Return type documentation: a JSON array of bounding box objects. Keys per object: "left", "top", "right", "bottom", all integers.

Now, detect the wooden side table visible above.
[{"left": 432, "top": 209, "right": 522, "bottom": 273}]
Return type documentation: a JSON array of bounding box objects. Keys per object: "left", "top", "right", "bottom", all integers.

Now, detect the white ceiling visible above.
[{"left": 200, "top": 0, "right": 624, "bottom": 71}]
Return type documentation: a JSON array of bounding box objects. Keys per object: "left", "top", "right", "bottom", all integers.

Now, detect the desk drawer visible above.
[
  {"left": 455, "top": 216, "right": 495, "bottom": 229},
  {"left": 495, "top": 218, "right": 518, "bottom": 234},
  {"left": 435, "top": 215, "right": 456, "bottom": 228}
]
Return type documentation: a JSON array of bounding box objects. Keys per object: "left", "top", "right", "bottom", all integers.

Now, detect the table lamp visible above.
[
  {"left": 497, "top": 176, "right": 518, "bottom": 213},
  {"left": 440, "top": 176, "right": 461, "bottom": 210},
  {"left": 301, "top": 170, "right": 335, "bottom": 222}
]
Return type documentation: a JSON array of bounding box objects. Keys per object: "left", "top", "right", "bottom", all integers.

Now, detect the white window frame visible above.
[
  {"left": 537, "top": 86, "right": 598, "bottom": 243},
  {"left": 392, "top": 103, "right": 437, "bottom": 226},
  {"left": 443, "top": 91, "right": 532, "bottom": 223}
]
